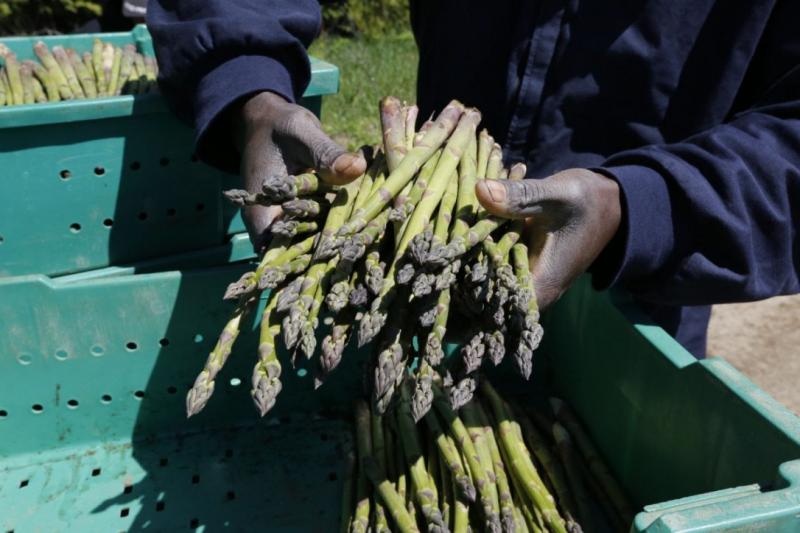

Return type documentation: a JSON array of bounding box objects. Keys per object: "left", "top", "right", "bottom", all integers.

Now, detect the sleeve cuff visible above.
[
  {"left": 193, "top": 55, "right": 300, "bottom": 173},
  {"left": 589, "top": 163, "right": 675, "bottom": 290}
]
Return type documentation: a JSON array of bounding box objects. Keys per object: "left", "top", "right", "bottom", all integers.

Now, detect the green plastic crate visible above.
[
  {"left": 0, "top": 259, "right": 798, "bottom": 532},
  {"left": 0, "top": 25, "right": 339, "bottom": 278}
]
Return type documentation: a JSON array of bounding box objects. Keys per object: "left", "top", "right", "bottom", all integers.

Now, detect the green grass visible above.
[{"left": 309, "top": 32, "right": 418, "bottom": 151}]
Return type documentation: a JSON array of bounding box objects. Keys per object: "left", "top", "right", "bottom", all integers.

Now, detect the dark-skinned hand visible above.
[
  {"left": 232, "top": 91, "right": 367, "bottom": 252},
  {"left": 476, "top": 169, "right": 622, "bottom": 310}
]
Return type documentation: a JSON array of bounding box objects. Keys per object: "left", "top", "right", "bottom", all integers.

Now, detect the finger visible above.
[
  {"left": 475, "top": 178, "right": 550, "bottom": 219},
  {"left": 243, "top": 205, "right": 283, "bottom": 254},
  {"left": 284, "top": 108, "right": 367, "bottom": 185}
]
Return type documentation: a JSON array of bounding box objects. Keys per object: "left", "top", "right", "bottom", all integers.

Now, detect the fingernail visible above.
[
  {"left": 478, "top": 180, "right": 506, "bottom": 204},
  {"left": 332, "top": 152, "right": 366, "bottom": 176}
]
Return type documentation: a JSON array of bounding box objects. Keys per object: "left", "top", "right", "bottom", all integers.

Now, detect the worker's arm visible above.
[
  {"left": 146, "top": 1, "right": 364, "bottom": 250},
  {"left": 478, "top": 67, "right": 800, "bottom": 309}
]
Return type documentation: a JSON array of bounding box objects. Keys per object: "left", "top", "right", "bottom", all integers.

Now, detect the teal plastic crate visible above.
[
  {"left": 0, "top": 25, "right": 339, "bottom": 278},
  {"left": 0, "top": 259, "right": 798, "bottom": 532}
]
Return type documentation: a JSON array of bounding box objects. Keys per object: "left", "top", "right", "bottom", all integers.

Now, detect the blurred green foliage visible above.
[
  {"left": 0, "top": 0, "right": 103, "bottom": 35},
  {"left": 321, "top": 0, "right": 409, "bottom": 38}
]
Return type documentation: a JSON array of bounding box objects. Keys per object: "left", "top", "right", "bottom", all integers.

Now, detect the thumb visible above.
[
  {"left": 290, "top": 114, "right": 367, "bottom": 185},
  {"left": 475, "top": 178, "right": 548, "bottom": 219}
]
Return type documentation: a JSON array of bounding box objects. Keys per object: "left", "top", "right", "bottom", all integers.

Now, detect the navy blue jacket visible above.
[{"left": 147, "top": 1, "right": 800, "bottom": 357}]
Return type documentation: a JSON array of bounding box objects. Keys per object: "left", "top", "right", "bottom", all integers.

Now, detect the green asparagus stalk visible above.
[
  {"left": 486, "top": 142, "right": 503, "bottom": 180},
  {"left": 474, "top": 402, "right": 516, "bottom": 533},
  {"left": 363, "top": 456, "right": 421, "bottom": 533},
  {"left": 404, "top": 104, "right": 419, "bottom": 150},
  {"left": 250, "top": 289, "right": 284, "bottom": 416},
  {"left": 423, "top": 288, "right": 450, "bottom": 366},
  {"left": 107, "top": 46, "right": 122, "bottom": 97},
  {"left": 19, "top": 62, "right": 34, "bottom": 104},
  {"left": 338, "top": 100, "right": 465, "bottom": 237},
  {"left": 352, "top": 401, "right": 373, "bottom": 533},
  {"left": 270, "top": 220, "right": 319, "bottom": 239},
  {"left": 511, "top": 404, "right": 580, "bottom": 531},
  {"left": 92, "top": 38, "right": 105, "bottom": 95},
  {"left": 461, "top": 402, "right": 502, "bottom": 532},
  {"left": 186, "top": 297, "right": 255, "bottom": 417},
  {"left": 477, "top": 129, "right": 493, "bottom": 178},
  {"left": 381, "top": 96, "right": 407, "bottom": 172},
  {"left": 116, "top": 45, "right": 136, "bottom": 96},
  {"left": 221, "top": 235, "right": 294, "bottom": 300},
  {"left": 67, "top": 48, "right": 97, "bottom": 98},
  {"left": 262, "top": 172, "right": 333, "bottom": 202},
  {"left": 550, "top": 398, "right": 634, "bottom": 527},
  {"left": 3, "top": 52, "right": 23, "bottom": 105},
  {"left": 314, "top": 179, "right": 362, "bottom": 259},
  {"left": 252, "top": 234, "right": 316, "bottom": 291},
  {"left": 427, "top": 216, "right": 509, "bottom": 268},
  {"left": 31, "top": 75, "right": 47, "bottom": 103},
  {"left": 102, "top": 43, "right": 115, "bottom": 95},
  {"left": 25, "top": 60, "right": 58, "bottom": 102},
  {"left": 283, "top": 258, "right": 334, "bottom": 350},
  {"left": 423, "top": 405, "right": 477, "bottom": 503},
  {"left": 52, "top": 46, "right": 84, "bottom": 98},
  {"left": 438, "top": 443, "right": 453, "bottom": 531},
  {"left": 433, "top": 389, "right": 500, "bottom": 532},
  {"left": 481, "top": 382, "right": 567, "bottom": 533},
  {"left": 34, "top": 42, "right": 72, "bottom": 100},
  {"left": 0, "top": 69, "right": 7, "bottom": 106},
  {"left": 391, "top": 148, "right": 442, "bottom": 224},
  {"left": 397, "top": 384, "right": 447, "bottom": 531}
]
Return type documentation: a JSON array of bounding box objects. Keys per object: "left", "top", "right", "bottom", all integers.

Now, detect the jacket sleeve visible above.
[
  {"left": 593, "top": 62, "right": 800, "bottom": 306},
  {"left": 146, "top": 0, "right": 321, "bottom": 171}
]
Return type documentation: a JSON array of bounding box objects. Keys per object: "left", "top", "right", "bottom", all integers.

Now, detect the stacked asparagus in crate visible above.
[
  {"left": 344, "top": 381, "right": 635, "bottom": 533},
  {"left": 186, "top": 97, "right": 544, "bottom": 420},
  {"left": 0, "top": 38, "right": 157, "bottom": 106}
]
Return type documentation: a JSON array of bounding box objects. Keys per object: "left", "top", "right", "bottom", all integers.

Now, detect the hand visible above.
[
  {"left": 475, "top": 169, "right": 622, "bottom": 309},
  {"left": 233, "top": 91, "right": 367, "bottom": 251}
]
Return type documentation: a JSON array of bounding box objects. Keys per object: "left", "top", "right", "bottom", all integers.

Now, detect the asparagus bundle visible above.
[
  {"left": 186, "top": 96, "right": 544, "bottom": 422},
  {"left": 0, "top": 38, "right": 158, "bottom": 107},
  {"left": 342, "top": 379, "right": 635, "bottom": 533}
]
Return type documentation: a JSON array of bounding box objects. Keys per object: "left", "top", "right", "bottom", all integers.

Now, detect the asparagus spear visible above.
[
  {"left": 397, "top": 384, "right": 448, "bottom": 531},
  {"left": 31, "top": 75, "right": 47, "bottom": 103},
  {"left": 52, "top": 46, "right": 84, "bottom": 98},
  {"left": 381, "top": 96, "right": 408, "bottom": 172},
  {"left": 316, "top": 308, "right": 354, "bottom": 388},
  {"left": 477, "top": 129, "right": 493, "bottom": 179},
  {"left": 511, "top": 404, "right": 580, "bottom": 531},
  {"left": 116, "top": 45, "right": 136, "bottom": 95},
  {"left": 102, "top": 43, "right": 115, "bottom": 95},
  {"left": 2, "top": 52, "right": 23, "bottom": 105},
  {"left": 92, "top": 38, "right": 105, "bottom": 95},
  {"left": 67, "top": 48, "right": 97, "bottom": 98},
  {"left": 433, "top": 388, "right": 500, "bottom": 532},
  {"left": 186, "top": 297, "right": 255, "bottom": 417},
  {"left": 423, "top": 405, "right": 477, "bottom": 503},
  {"left": 19, "top": 62, "right": 35, "bottom": 104},
  {"left": 475, "top": 402, "right": 517, "bottom": 533},
  {"left": 34, "top": 42, "right": 72, "bottom": 100},
  {"left": 314, "top": 179, "right": 361, "bottom": 259},
  {"left": 370, "top": 410, "right": 392, "bottom": 532},
  {"left": 363, "top": 456, "right": 421, "bottom": 533},
  {"left": 106, "top": 46, "right": 122, "bottom": 96},
  {"left": 461, "top": 402, "right": 502, "bottom": 532},
  {"left": 0, "top": 69, "right": 7, "bottom": 106},
  {"left": 271, "top": 220, "right": 319, "bottom": 239},
  {"left": 481, "top": 382, "right": 567, "bottom": 533},
  {"left": 25, "top": 60, "right": 58, "bottom": 102},
  {"left": 338, "top": 100, "right": 465, "bottom": 237},
  {"left": 282, "top": 198, "right": 324, "bottom": 219},
  {"left": 262, "top": 172, "right": 332, "bottom": 202},
  {"left": 250, "top": 289, "right": 284, "bottom": 416}
]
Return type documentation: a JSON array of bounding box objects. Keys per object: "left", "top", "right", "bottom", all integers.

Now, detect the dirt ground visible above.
[{"left": 708, "top": 295, "right": 800, "bottom": 415}]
